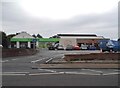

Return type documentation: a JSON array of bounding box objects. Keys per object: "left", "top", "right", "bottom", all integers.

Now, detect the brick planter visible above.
[{"left": 64, "top": 53, "right": 120, "bottom": 61}]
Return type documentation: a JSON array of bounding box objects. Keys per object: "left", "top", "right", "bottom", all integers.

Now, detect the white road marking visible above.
[
  {"left": 1, "top": 74, "right": 26, "bottom": 76},
  {"left": 1, "top": 60, "right": 9, "bottom": 63},
  {"left": 103, "top": 72, "right": 119, "bottom": 75},
  {"left": 12, "top": 59, "right": 17, "bottom": 61},
  {"left": 2, "top": 71, "right": 119, "bottom": 76},
  {"left": 0, "top": 59, "right": 17, "bottom": 62},
  {"left": 29, "top": 72, "right": 63, "bottom": 76},
  {"left": 64, "top": 72, "right": 100, "bottom": 75},
  {"left": 38, "top": 69, "right": 57, "bottom": 73},
  {"left": 82, "top": 69, "right": 103, "bottom": 73},
  {"left": 29, "top": 72, "right": 100, "bottom": 76},
  {"left": 37, "top": 69, "right": 120, "bottom": 76},
  {"left": 37, "top": 69, "right": 102, "bottom": 76},
  {"left": 45, "top": 58, "right": 53, "bottom": 63},
  {"left": 64, "top": 72, "right": 81, "bottom": 74},
  {"left": 1, "top": 72, "right": 29, "bottom": 76},
  {"left": 58, "top": 72, "right": 65, "bottom": 74},
  {"left": 31, "top": 58, "right": 45, "bottom": 63},
  {"left": 3, "top": 72, "right": 29, "bottom": 74}
]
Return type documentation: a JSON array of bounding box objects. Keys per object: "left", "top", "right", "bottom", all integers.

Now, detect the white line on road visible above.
[
  {"left": 58, "top": 72, "right": 65, "bottom": 74},
  {"left": 81, "top": 69, "right": 103, "bottom": 73},
  {"left": 38, "top": 69, "right": 57, "bottom": 73},
  {"left": 29, "top": 72, "right": 63, "bottom": 76},
  {"left": 0, "top": 60, "right": 9, "bottom": 63},
  {"left": 31, "top": 58, "right": 45, "bottom": 63},
  {"left": 64, "top": 72, "right": 100, "bottom": 75},
  {"left": 12, "top": 59, "right": 17, "bottom": 61},
  {"left": 103, "top": 72, "right": 119, "bottom": 75},
  {"left": 29, "top": 72, "right": 101, "bottom": 76},
  {"left": 45, "top": 58, "right": 53, "bottom": 63},
  {"left": 1, "top": 74, "right": 26, "bottom": 76},
  {"left": 3, "top": 72, "right": 29, "bottom": 74},
  {"left": 3, "top": 72, "right": 118, "bottom": 76}
]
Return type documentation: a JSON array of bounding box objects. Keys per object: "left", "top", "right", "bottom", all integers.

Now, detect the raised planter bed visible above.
[{"left": 64, "top": 53, "right": 120, "bottom": 61}]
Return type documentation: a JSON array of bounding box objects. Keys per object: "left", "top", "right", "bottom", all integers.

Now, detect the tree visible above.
[
  {"left": 7, "top": 34, "right": 16, "bottom": 47},
  {"left": 37, "top": 34, "right": 43, "bottom": 38},
  {"left": 0, "top": 32, "right": 8, "bottom": 48},
  {"left": 0, "top": 32, "right": 2, "bottom": 45},
  {"left": 0, "top": 32, "right": 16, "bottom": 48},
  {"left": 49, "top": 35, "right": 60, "bottom": 38},
  {"left": 32, "top": 34, "right": 36, "bottom": 38},
  {"left": 7, "top": 34, "right": 16, "bottom": 38},
  {"left": 16, "top": 32, "right": 20, "bottom": 35}
]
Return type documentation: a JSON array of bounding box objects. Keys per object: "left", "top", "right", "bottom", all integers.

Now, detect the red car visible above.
[{"left": 73, "top": 45, "right": 80, "bottom": 50}]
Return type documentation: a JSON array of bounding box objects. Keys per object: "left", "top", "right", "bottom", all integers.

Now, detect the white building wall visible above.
[
  {"left": 16, "top": 42, "right": 20, "bottom": 48},
  {"left": 28, "top": 42, "right": 31, "bottom": 48},
  {"left": 36, "top": 41, "right": 39, "bottom": 48}
]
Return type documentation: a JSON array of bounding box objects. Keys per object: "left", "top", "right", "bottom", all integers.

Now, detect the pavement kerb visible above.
[{"left": 37, "top": 63, "right": 119, "bottom": 69}]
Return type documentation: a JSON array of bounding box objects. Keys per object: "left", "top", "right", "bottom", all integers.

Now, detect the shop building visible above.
[
  {"left": 57, "top": 34, "right": 109, "bottom": 49},
  {"left": 10, "top": 32, "right": 38, "bottom": 48}
]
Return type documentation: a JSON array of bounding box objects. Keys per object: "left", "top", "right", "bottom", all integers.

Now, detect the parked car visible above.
[
  {"left": 48, "top": 45, "right": 55, "bottom": 50},
  {"left": 88, "top": 45, "right": 96, "bottom": 50},
  {"left": 54, "top": 43, "right": 59, "bottom": 49},
  {"left": 57, "top": 45, "right": 64, "bottom": 50},
  {"left": 73, "top": 45, "right": 80, "bottom": 50},
  {"left": 0, "top": 44, "right": 3, "bottom": 48},
  {"left": 80, "top": 44, "right": 88, "bottom": 50},
  {"left": 66, "top": 45, "right": 73, "bottom": 50}
]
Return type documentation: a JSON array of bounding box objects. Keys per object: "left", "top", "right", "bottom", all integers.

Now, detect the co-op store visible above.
[
  {"left": 10, "top": 32, "right": 109, "bottom": 49},
  {"left": 10, "top": 32, "right": 59, "bottom": 48}
]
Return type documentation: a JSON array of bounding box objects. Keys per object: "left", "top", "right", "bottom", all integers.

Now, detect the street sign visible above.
[{"left": 32, "top": 39, "right": 38, "bottom": 42}]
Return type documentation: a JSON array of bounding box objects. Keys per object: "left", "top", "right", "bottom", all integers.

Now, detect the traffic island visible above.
[
  {"left": 64, "top": 53, "right": 120, "bottom": 61},
  {"left": 38, "top": 52, "right": 120, "bottom": 69}
]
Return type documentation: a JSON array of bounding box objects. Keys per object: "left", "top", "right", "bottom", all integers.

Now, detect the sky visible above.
[{"left": 1, "top": 0, "right": 120, "bottom": 39}]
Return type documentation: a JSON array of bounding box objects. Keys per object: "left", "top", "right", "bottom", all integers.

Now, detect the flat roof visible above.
[
  {"left": 57, "top": 34, "right": 97, "bottom": 37},
  {"left": 59, "top": 36, "right": 106, "bottom": 39}
]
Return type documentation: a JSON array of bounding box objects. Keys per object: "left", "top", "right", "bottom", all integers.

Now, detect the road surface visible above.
[{"left": 2, "top": 49, "right": 119, "bottom": 86}]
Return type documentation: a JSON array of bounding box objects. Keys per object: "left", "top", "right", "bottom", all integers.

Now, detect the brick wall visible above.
[
  {"left": 64, "top": 53, "right": 120, "bottom": 61},
  {"left": 2, "top": 48, "right": 38, "bottom": 58}
]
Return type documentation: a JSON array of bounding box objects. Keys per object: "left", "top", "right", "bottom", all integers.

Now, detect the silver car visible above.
[
  {"left": 57, "top": 45, "right": 64, "bottom": 50},
  {"left": 65, "top": 45, "right": 73, "bottom": 50}
]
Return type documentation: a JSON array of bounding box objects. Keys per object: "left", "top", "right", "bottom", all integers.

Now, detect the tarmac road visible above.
[
  {"left": 2, "top": 74, "right": 119, "bottom": 86},
  {"left": 2, "top": 49, "right": 119, "bottom": 86}
]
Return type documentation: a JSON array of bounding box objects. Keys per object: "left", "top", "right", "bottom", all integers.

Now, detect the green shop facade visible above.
[
  {"left": 10, "top": 32, "right": 59, "bottom": 48},
  {"left": 11, "top": 38, "right": 59, "bottom": 48}
]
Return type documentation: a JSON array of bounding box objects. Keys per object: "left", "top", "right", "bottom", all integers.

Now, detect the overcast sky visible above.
[{"left": 1, "top": 0, "right": 120, "bottom": 39}]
